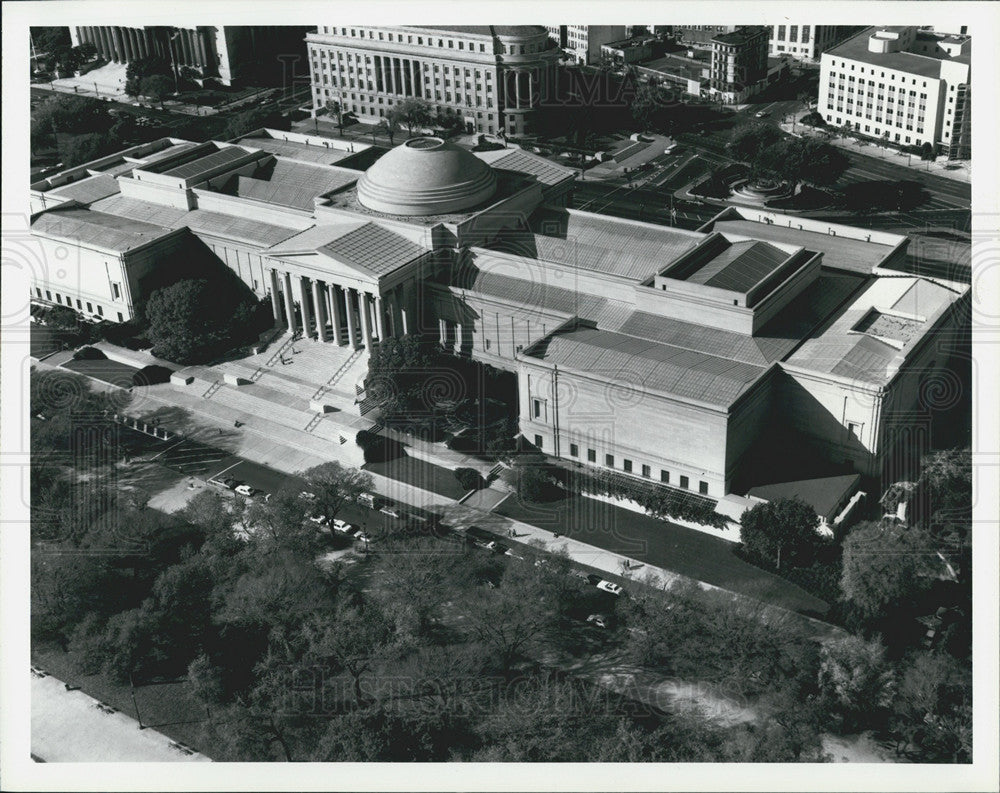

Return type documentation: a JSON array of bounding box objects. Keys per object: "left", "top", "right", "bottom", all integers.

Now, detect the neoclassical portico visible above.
[{"left": 264, "top": 266, "right": 414, "bottom": 350}]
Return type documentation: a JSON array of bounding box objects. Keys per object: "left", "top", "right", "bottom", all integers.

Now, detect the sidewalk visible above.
[
  {"left": 780, "top": 116, "right": 970, "bottom": 183},
  {"left": 40, "top": 355, "right": 842, "bottom": 639},
  {"left": 31, "top": 671, "right": 210, "bottom": 762}
]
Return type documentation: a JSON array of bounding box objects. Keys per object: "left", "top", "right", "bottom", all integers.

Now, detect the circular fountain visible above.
[{"left": 729, "top": 177, "right": 793, "bottom": 206}]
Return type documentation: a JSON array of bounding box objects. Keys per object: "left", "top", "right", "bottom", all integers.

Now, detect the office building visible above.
[
  {"left": 768, "top": 25, "right": 865, "bottom": 62},
  {"left": 306, "top": 25, "right": 561, "bottom": 137},
  {"left": 818, "top": 26, "right": 971, "bottom": 159},
  {"left": 68, "top": 26, "right": 313, "bottom": 85},
  {"left": 546, "top": 25, "right": 628, "bottom": 65},
  {"left": 709, "top": 26, "right": 770, "bottom": 103}
]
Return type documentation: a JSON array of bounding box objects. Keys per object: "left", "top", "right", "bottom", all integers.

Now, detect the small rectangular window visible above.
[
  {"left": 641, "top": 464, "right": 651, "bottom": 478},
  {"left": 97, "top": 305, "right": 104, "bottom": 316},
  {"left": 587, "top": 449, "right": 596, "bottom": 463},
  {"left": 570, "top": 443, "right": 579, "bottom": 458},
  {"left": 847, "top": 421, "right": 862, "bottom": 438},
  {"left": 660, "top": 470, "right": 669, "bottom": 484},
  {"left": 605, "top": 454, "right": 614, "bottom": 468},
  {"left": 699, "top": 481, "right": 709, "bottom": 495},
  {"left": 35, "top": 287, "right": 42, "bottom": 297},
  {"left": 117, "top": 312, "right": 124, "bottom": 322},
  {"left": 112, "top": 283, "right": 121, "bottom": 300},
  {"left": 55, "top": 294, "right": 61, "bottom": 304},
  {"left": 533, "top": 399, "right": 542, "bottom": 419},
  {"left": 623, "top": 459, "right": 633, "bottom": 473},
  {"left": 76, "top": 299, "right": 82, "bottom": 309},
  {"left": 680, "top": 475, "right": 689, "bottom": 490},
  {"left": 45, "top": 290, "right": 52, "bottom": 301},
  {"left": 534, "top": 434, "right": 543, "bottom": 449},
  {"left": 86, "top": 302, "right": 93, "bottom": 313}
]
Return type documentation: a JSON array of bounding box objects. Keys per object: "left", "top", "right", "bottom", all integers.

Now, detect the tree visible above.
[
  {"left": 34, "top": 95, "right": 115, "bottom": 137},
  {"left": 755, "top": 136, "right": 849, "bottom": 192},
  {"left": 31, "top": 26, "right": 72, "bottom": 55},
  {"left": 840, "top": 520, "right": 939, "bottom": 621},
  {"left": 376, "top": 111, "right": 401, "bottom": 145},
  {"left": 303, "top": 604, "right": 395, "bottom": 706},
  {"left": 913, "top": 447, "right": 971, "bottom": 541},
  {"left": 125, "top": 55, "right": 172, "bottom": 97},
  {"left": 324, "top": 99, "right": 343, "bottom": 131},
  {"left": 514, "top": 463, "right": 551, "bottom": 502},
  {"left": 223, "top": 107, "right": 284, "bottom": 139},
  {"left": 140, "top": 74, "right": 174, "bottom": 108},
  {"left": 817, "top": 635, "right": 895, "bottom": 732},
  {"left": 629, "top": 84, "right": 662, "bottom": 131},
  {"left": 301, "top": 461, "right": 373, "bottom": 526},
  {"left": 144, "top": 277, "right": 261, "bottom": 364},
  {"left": 75, "top": 41, "right": 98, "bottom": 62},
  {"left": 728, "top": 123, "right": 782, "bottom": 163},
  {"left": 890, "top": 651, "right": 971, "bottom": 761},
  {"left": 60, "top": 131, "right": 121, "bottom": 168},
  {"left": 739, "top": 497, "right": 823, "bottom": 569},
  {"left": 393, "top": 98, "right": 432, "bottom": 135}
]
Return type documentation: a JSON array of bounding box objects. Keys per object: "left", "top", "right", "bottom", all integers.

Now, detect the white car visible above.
[
  {"left": 307, "top": 514, "right": 327, "bottom": 525},
  {"left": 596, "top": 580, "right": 624, "bottom": 596},
  {"left": 379, "top": 504, "right": 402, "bottom": 519},
  {"left": 754, "top": 110, "right": 769, "bottom": 118},
  {"left": 300, "top": 491, "right": 317, "bottom": 501},
  {"left": 331, "top": 518, "right": 356, "bottom": 534},
  {"left": 234, "top": 484, "right": 255, "bottom": 497}
]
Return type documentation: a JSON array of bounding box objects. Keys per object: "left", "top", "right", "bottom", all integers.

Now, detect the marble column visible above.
[
  {"left": 269, "top": 269, "right": 282, "bottom": 323},
  {"left": 359, "top": 292, "right": 374, "bottom": 348},
  {"left": 398, "top": 286, "right": 409, "bottom": 336},
  {"left": 296, "top": 276, "right": 312, "bottom": 337},
  {"left": 454, "top": 322, "right": 463, "bottom": 354},
  {"left": 326, "top": 284, "right": 343, "bottom": 344},
  {"left": 374, "top": 295, "right": 386, "bottom": 341},
  {"left": 313, "top": 279, "right": 328, "bottom": 341},
  {"left": 409, "top": 60, "right": 417, "bottom": 98},
  {"left": 439, "top": 317, "right": 448, "bottom": 346},
  {"left": 282, "top": 272, "right": 297, "bottom": 333},
  {"left": 345, "top": 288, "right": 359, "bottom": 347}
]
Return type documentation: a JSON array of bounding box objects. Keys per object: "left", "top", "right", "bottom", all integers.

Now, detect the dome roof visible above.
[{"left": 357, "top": 137, "right": 497, "bottom": 216}]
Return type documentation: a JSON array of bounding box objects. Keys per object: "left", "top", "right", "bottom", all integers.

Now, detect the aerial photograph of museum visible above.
[{"left": 29, "top": 122, "right": 968, "bottom": 509}]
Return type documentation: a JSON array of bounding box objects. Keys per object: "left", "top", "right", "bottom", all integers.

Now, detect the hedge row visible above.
[{"left": 557, "top": 466, "right": 729, "bottom": 528}]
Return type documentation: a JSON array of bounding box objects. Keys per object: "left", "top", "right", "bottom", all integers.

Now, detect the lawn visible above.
[
  {"left": 496, "top": 491, "right": 830, "bottom": 617},
  {"left": 363, "top": 455, "right": 470, "bottom": 501}
]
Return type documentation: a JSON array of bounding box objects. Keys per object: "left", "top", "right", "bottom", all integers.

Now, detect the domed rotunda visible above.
[{"left": 356, "top": 137, "right": 498, "bottom": 216}]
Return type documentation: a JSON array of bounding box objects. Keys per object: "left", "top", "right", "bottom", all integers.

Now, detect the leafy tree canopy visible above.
[{"left": 739, "top": 497, "right": 823, "bottom": 568}]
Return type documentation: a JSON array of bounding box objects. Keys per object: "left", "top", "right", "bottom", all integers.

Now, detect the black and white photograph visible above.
[{"left": 2, "top": 2, "right": 997, "bottom": 791}]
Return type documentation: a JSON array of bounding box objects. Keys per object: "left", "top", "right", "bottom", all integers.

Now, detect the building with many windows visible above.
[
  {"left": 306, "top": 25, "right": 561, "bottom": 137},
  {"left": 68, "top": 26, "right": 313, "bottom": 85},
  {"left": 546, "top": 25, "right": 628, "bottom": 65},
  {"left": 768, "top": 25, "right": 864, "bottom": 62},
  {"left": 709, "top": 26, "right": 770, "bottom": 103},
  {"left": 28, "top": 130, "right": 968, "bottom": 503},
  {"left": 818, "top": 26, "right": 971, "bottom": 159}
]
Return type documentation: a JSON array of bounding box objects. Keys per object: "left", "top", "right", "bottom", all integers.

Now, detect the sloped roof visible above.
[
  {"left": 318, "top": 222, "right": 426, "bottom": 277},
  {"left": 684, "top": 239, "right": 789, "bottom": 292},
  {"left": 526, "top": 325, "right": 767, "bottom": 407},
  {"left": 88, "top": 195, "right": 301, "bottom": 248},
  {"left": 749, "top": 474, "right": 862, "bottom": 519},
  {"left": 476, "top": 149, "right": 576, "bottom": 186},
  {"left": 227, "top": 159, "right": 358, "bottom": 210},
  {"left": 31, "top": 206, "right": 175, "bottom": 252},
  {"left": 47, "top": 173, "right": 121, "bottom": 205}
]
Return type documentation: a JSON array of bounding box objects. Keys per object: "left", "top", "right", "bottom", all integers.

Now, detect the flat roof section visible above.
[
  {"left": 519, "top": 207, "right": 701, "bottom": 282},
  {"left": 235, "top": 136, "right": 367, "bottom": 166},
  {"left": 749, "top": 474, "right": 861, "bottom": 520},
  {"left": 710, "top": 218, "right": 894, "bottom": 275},
  {"left": 224, "top": 159, "right": 358, "bottom": 211},
  {"left": 827, "top": 27, "right": 967, "bottom": 74},
  {"left": 526, "top": 325, "right": 767, "bottom": 408}
]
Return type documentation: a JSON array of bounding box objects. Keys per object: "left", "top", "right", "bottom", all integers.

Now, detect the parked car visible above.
[
  {"left": 331, "top": 518, "right": 357, "bottom": 534},
  {"left": 358, "top": 492, "right": 383, "bottom": 510},
  {"left": 586, "top": 613, "right": 617, "bottom": 629},
  {"left": 485, "top": 540, "right": 509, "bottom": 555},
  {"left": 754, "top": 110, "right": 769, "bottom": 118},
  {"left": 307, "top": 514, "right": 328, "bottom": 525},
  {"left": 597, "top": 580, "right": 624, "bottom": 597},
  {"left": 379, "top": 503, "right": 403, "bottom": 519},
  {"left": 300, "top": 491, "right": 317, "bottom": 501},
  {"left": 234, "top": 484, "right": 256, "bottom": 497}
]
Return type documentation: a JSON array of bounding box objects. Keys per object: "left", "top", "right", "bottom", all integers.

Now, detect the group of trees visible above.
[
  {"left": 124, "top": 56, "right": 174, "bottom": 99},
  {"left": 728, "top": 123, "right": 850, "bottom": 194},
  {"left": 143, "top": 275, "right": 271, "bottom": 364}
]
